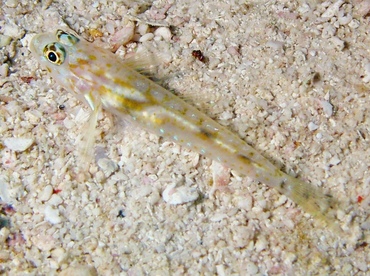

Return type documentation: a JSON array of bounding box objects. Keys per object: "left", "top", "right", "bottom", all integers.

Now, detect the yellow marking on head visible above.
[
  {"left": 88, "top": 55, "right": 97, "bottom": 60},
  {"left": 69, "top": 63, "right": 78, "bottom": 69},
  {"left": 77, "top": 58, "right": 89, "bottom": 65}
]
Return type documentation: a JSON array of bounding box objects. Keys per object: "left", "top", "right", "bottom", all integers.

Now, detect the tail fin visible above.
[{"left": 280, "top": 173, "right": 343, "bottom": 232}]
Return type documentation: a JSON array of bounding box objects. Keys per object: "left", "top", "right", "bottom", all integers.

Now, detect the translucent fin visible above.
[
  {"left": 77, "top": 92, "right": 102, "bottom": 171},
  {"left": 122, "top": 48, "right": 159, "bottom": 74}
]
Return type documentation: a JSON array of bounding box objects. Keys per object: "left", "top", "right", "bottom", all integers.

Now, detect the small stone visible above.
[
  {"left": 0, "top": 177, "right": 11, "bottom": 204},
  {"left": 284, "top": 252, "right": 297, "bottom": 265},
  {"left": 97, "top": 158, "right": 118, "bottom": 178},
  {"left": 246, "top": 262, "right": 258, "bottom": 274},
  {"left": 0, "top": 64, "right": 9, "bottom": 77},
  {"left": 348, "top": 19, "right": 360, "bottom": 29},
  {"left": 210, "top": 213, "right": 228, "bottom": 222},
  {"left": 0, "top": 250, "right": 10, "bottom": 261},
  {"left": 4, "top": 137, "right": 34, "bottom": 152},
  {"left": 110, "top": 22, "right": 135, "bottom": 46},
  {"left": 353, "top": 259, "right": 367, "bottom": 272},
  {"left": 44, "top": 205, "right": 62, "bottom": 224},
  {"left": 137, "top": 23, "right": 149, "bottom": 35},
  {"left": 266, "top": 40, "right": 284, "bottom": 51},
  {"left": 331, "top": 36, "right": 345, "bottom": 51},
  {"left": 139, "top": 33, "right": 154, "bottom": 42},
  {"left": 255, "top": 236, "right": 267, "bottom": 252},
  {"left": 48, "top": 194, "right": 63, "bottom": 206},
  {"left": 363, "top": 62, "right": 370, "bottom": 83},
  {"left": 162, "top": 183, "right": 199, "bottom": 205},
  {"left": 329, "top": 156, "right": 341, "bottom": 166},
  {"left": 51, "top": 247, "right": 67, "bottom": 263},
  {"left": 5, "top": 0, "right": 18, "bottom": 8},
  {"left": 59, "top": 265, "right": 98, "bottom": 276},
  {"left": 320, "top": 100, "right": 333, "bottom": 117},
  {"left": 321, "top": 0, "right": 344, "bottom": 18},
  {"left": 39, "top": 185, "right": 53, "bottom": 202},
  {"left": 0, "top": 227, "right": 10, "bottom": 243},
  {"left": 308, "top": 122, "right": 318, "bottom": 131},
  {"left": 154, "top": 27, "right": 172, "bottom": 41}
]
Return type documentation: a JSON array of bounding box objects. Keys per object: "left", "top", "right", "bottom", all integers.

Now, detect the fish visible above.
[{"left": 30, "top": 29, "right": 342, "bottom": 231}]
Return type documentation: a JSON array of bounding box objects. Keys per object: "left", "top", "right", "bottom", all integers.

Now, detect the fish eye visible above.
[
  {"left": 48, "top": 52, "right": 57, "bottom": 62},
  {"left": 43, "top": 42, "right": 66, "bottom": 65}
]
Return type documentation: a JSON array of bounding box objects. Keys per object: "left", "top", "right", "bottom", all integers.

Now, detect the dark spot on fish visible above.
[
  {"left": 238, "top": 154, "right": 251, "bottom": 164},
  {"left": 199, "top": 128, "right": 214, "bottom": 139},
  {"left": 279, "top": 179, "right": 286, "bottom": 190},
  {"left": 302, "top": 190, "right": 310, "bottom": 199}
]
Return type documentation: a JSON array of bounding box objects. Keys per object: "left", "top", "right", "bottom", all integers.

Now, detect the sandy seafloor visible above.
[{"left": 0, "top": 0, "right": 369, "bottom": 275}]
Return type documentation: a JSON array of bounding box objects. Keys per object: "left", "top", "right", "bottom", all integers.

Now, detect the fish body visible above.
[{"left": 30, "top": 30, "right": 340, "bottom": 229}]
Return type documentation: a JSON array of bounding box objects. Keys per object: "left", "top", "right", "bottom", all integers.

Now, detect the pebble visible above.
[
  {"left": 137, "top": 23, "right": 149, "bottom": 35},
  {"left": 330, "top": 36, "right": 345, "bottom": 51},
  {"left": 48, "top": 194, "right": 63, "bottom": 206},
  {"left": 321, "top": 0, "right": 344, "bottom": 18},
  {"left": 4, "top": 137, "right": 34, "bottom": 152},
  {"left": 154, "top": 27, "right": 172, "bottom": 41},
  {"left": 266, "top": 40, "right": 284, "bottom": 51},
  {"left": 356, "top": 1, "right": 370, "bottom": 17},
  {"left": 211, "top": 161, "right": 230, "bottom": 188},
  {"left": 329, "top": 156, "right": 341, "bottom": 166},
  {"left": 342, "top": 263, "right": 352, "bottom": 274},
  {"left": 210, "top": 213, "right": 228, "bottom": 222},
  {"left": 44, "top": 205, "right": 62, "bottom": 224},
  {"left": 320, "top": 100, "right": 333, "bottom": 117},
  {"left": 0, "top": 64, "right": 9, "bottom": 77},
  {"left": 308, "top": 122, "right": 319, "bottom": 131},
  {"left": 236, "top": 194, "right": 253, "bottom": 210},
  {"left": 0, "top": 227, "right": 10, "bottom": 243},
  {"left": 0, "top": 34, "right": 11, "bottom": 47},
  {"left": 39, "top": 185, "right": 53, "bottom": 202},
  {"left": 284, "top": 252, "right": 297, "bottom": 265},
  {"left": 97, "top": 158, "right": 118, "bottom": 177},
  {"left": 348, "top": 19, "right": 360, "bottom": 29},
  {"left": 162, "top": 183, "right": 199, "bottom": 205},
  {"left": 110, "top": 22, "right": 135, "bottom": 46},
  {"left": 352, "top": 259, "right": 367, "bottom": 272},
  {"left": 362, "top": 62, "right": 370, "bottom": 82},
  {"left": 216, "top": 264, "right": 226, "bottom": 276},
  {"left": 255, "top": 236, "right": 267, "bottom": 252},
  {"left": 245, "top": 262, "right": 258, "bottom": 274},
  {"left": 59, "top": 265, "right": 98, "bottom": 276},
  {"left": 5, "top": 0, "right": 18, "bottom": 8},
  {"left": 139, "top": 33, "right": 154, "bottom": 42},
  {"left": 0, "top": 250, "right": 10, "bottom": 261},
  {"left": 51, "top": 247, "right": 66, "bottom": 263},
  {"left": 0, "top": 177, "right": 11, "bottom": 204}
]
